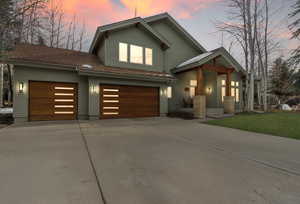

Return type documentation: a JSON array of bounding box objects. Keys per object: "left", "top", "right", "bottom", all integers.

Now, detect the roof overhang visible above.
[
  {"left": 89, "top": 17, "right": 171, "bottom": 54},
  {"left": 172, "top": 47, "right": 246, "bottom": 75},
  {"left": 79, "top": 67, "right": 176, "bottom": 84},
  {"left": 8, "top": 59, "right": 176, "bottom": 84}
]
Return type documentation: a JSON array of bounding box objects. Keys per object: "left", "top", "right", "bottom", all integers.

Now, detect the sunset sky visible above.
[{"left": 61, "top": 0, "right": 298, "bottom": 63}]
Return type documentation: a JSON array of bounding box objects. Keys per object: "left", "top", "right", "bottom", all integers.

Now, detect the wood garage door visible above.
[
  {"left": 100, "top": 85, "right": 159, "bottom": 119},
  {"left": 29, "top": 81, "right": 77, "bottom": 121}
]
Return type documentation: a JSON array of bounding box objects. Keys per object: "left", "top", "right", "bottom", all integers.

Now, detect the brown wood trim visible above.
[
  {"left": 196, "top": 67, "right": 204, "bottom": 95},
  {"left": 202, "top": 64, "right": 235, "bottom": 74}
]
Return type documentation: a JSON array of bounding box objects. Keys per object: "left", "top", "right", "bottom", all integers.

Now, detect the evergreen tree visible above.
[
  {"left": 270, "top": 58, "right": 297, "bottom": 103},
  {"left": 289, "top": 0, "right": 300, "bottom": 65},
  {"left": 0, "top": 0, "right": 15, "bottom": 58}
]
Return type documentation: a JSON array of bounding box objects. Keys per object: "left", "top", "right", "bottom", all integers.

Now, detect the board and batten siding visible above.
[
  {"left": 148, "top": 20, "right": 201, "bottom": 72},
  {"left": 13, "top": 66, "right": 89, "bottom": 122},
  {"left": 98, "top": 26, "right": 165, "bottom": 72}
]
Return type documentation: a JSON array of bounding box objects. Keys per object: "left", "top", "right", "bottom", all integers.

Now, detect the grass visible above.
[{"left": 204, "top": 112, "right": 300, "bottom": 140}]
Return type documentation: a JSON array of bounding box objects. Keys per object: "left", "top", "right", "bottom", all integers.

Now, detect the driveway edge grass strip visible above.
[
  {"left": 203, "top": 112, "right": 300, "bottom": 140},
  {"left": 78, "top": 122, "right": 107, "bottom": 204}
]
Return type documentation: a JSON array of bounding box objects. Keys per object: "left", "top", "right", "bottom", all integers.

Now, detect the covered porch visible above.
[{"left": 170, "top": 47, "right": 245, "bottom": 118}]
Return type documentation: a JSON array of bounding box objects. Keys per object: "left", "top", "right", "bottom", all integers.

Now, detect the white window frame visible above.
[
  {"left": 119, "top": 42, "right": 128, "bottom": 62},
  {"left": 145, "top": 48, "right": 153, "bottom": 66},
  {"left": 130, "top": 44, "right": 143, "bottom": 64}
]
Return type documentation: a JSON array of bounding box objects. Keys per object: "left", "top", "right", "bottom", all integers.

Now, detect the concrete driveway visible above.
[{"left": 1, "top": 118, "right": 300, "bottom": 204}]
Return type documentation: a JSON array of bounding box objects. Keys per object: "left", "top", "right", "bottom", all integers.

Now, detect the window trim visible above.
[
  {"left": 130, "top": 44, "right": 144, "bottom": 64},
  {"left": 145, "top": 47, "right": 153, "bottom": 66},
  {"left": 119, "top": 42, "right": 128, "bottom": 63}
]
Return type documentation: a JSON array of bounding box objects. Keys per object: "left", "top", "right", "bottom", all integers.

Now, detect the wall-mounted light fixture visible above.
[
  {"left": 90, "top": 84, "right": 99, "bottom": 94},
  {"left": 19, "top": 82, "right": 24, "bottom": 93},
  {"left": 206, "top": 87, "right": 212, "bottom": 95}
]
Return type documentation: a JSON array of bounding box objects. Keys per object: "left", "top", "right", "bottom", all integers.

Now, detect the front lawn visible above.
[{"left": 204, "top": 112, "right": 300, "bottom": 140}]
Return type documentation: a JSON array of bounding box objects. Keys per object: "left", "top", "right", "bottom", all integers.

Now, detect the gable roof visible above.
[
  {"left": 172, "top": 47, "right": 246, "bottom": 74},
  {"left": 6, "top": 43, "right": 175, "bottom": 82},
  {"left": 89, "top": 17, "right": 171, "bottom": 54},
  {"left": 144, "top": 13, "right": 207, "bottom": 53}
]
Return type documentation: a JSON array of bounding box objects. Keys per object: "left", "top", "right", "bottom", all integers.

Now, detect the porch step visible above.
[
  {"left": 206, "top": 113, "right": 234, "bottom": 119},
  {"left": 168, "top": 108, "right": 195, "bottom": 120},
  {"left": 206, "top": 108, "right": 224, "bottom": 116}
]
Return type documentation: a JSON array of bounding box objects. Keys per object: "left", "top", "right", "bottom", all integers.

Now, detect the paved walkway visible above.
[{"left": 0, "top": 118, "right": 300, "bottom": 204}]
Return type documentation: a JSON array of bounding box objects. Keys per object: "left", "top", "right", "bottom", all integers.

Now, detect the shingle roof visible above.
[{"left": 7, "top": 43, "right": 175, "bottom": 80}]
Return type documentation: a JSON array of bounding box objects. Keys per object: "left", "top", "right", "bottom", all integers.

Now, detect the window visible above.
[
  {"left": 221, "top": 80, "right": 240, "bottom": 103},
  {"left": 145, "top": 48, "right": 153, "bottom": 65},
  {"left": 221, "top": 80, "right": 226, "bottom": 102},
  {"left": 190, "top": 87, "right": 196, "bottom": 98},
  {"left": 119, "top": 42, "right": 128, "bottom": 62},
  {"left": 130, "top": 44, "right": 143, "bottom": 64},
  {"left": 167, "top": 87, "right": 172, "bottom": 98},
  {"left": 231, "top": 81, "right": 240, "bottom": 103}
]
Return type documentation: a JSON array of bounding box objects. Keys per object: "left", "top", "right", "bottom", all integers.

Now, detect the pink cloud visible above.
[{"left": 60, "top": 0, "right": 219, "bottom": 29}]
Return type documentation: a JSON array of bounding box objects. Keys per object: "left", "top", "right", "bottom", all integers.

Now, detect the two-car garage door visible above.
[
  {"left": 100, "top": 85, "right": 159, "bottom": 119},
  {"left": 29, "top": 82, "right": 159, "bottom": 121}
]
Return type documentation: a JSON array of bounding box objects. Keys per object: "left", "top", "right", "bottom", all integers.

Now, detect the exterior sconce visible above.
[
  {"left": 190, "top": 80, "right": 197, "bottom": 87},
  {"left": 206, "top": 87, "right": 212, "bottom": 95},
  {"left": 90, "top": 85, "right": 98, "bottom": 94},
  {"left": 19, "top": 82, "right": 24, "bottom": 93}
]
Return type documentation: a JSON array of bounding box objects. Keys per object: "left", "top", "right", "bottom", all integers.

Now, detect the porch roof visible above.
[{"left": 172, "top": 47, "right": 246, "bottom": 75}]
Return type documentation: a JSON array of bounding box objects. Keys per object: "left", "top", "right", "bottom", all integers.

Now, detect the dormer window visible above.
[
  {"left": 130, "top": 44, "right": 143, "bottom": 64},
  {"left": 119, "top": 42, "right": 128, "bottom": 62}
]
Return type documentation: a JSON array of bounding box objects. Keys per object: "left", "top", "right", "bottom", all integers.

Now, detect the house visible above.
[{"left": 7, "top": 13, "right": 245, "bottom": 122}]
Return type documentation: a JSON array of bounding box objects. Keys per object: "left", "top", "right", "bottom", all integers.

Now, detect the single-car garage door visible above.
[
  {"left": 100, "top": 85, "right": 159, "bottom": 119},
  {"left": 29, "top": 81, "right": 77, "bottom": 121}
]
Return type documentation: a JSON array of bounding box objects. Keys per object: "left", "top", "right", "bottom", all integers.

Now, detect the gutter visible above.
[
  {"left": 79, "top": 68, "right": 176, "bottom": 84},
  {"left": 8, "top": 59, "right": 77, "bottom": 72},
  {"left": 8, "top": 59, "right": 176, "bottom": 84}
]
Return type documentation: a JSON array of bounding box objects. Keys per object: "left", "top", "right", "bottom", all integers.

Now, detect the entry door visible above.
[
  {"left": 29, "top": 81, "right": 77, "bottom": 121},
  {"left": 100, "top": 85, "right": 159, "bottom": 119}
]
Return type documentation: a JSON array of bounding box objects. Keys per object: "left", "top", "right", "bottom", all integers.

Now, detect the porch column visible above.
[
  {"left": 196, "top": 68, "right": 204, "bottom": 95},
  {"left": 224, "top": 71, "right": 235, "bottom": 114},
  {"left": 226, "top": 72, "right": 231, "bottom": 96},
  {"left": 194, "top": 67, "right": 206, "bottom": 119}
]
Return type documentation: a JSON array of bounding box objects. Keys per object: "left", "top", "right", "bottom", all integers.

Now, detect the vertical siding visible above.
[
  {"left": 104, "top": 26, "right": 165, "bottom": 72},
  {"left": 149, "top": 20, "right": 201, "bottom": 72}
]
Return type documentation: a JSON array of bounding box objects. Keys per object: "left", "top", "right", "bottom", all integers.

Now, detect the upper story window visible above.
[
  {"left": 130, "top": 44, "right": 143, "bottom": 64},
  {"left": 118, "top": 42, "right": 153, "bottom": 66},
  {"left": 119, "top": 42, "right": 128, "bottom": 62},
  {"left": 145, "top": 48, "right": 153, "bottom": 65}
]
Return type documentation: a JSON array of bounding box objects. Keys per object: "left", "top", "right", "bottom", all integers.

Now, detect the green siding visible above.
[
  {"left": 87, "top": 76, "right": 169, "bottom": 118},
  {"left": 13, "top": 66, "right": 89, "bottom": 122},
  {"left": 149, "top": 20, "right": 201, "bottom": 72},
  {"left": 104, "top": 26, "right": 165, "bottom": 72},
  {"left": 170, "top": 69, "right": 244, "bottom": 112}
]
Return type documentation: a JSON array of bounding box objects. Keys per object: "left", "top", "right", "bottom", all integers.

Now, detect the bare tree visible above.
[
  {"left": 216, "top": 0, "right": 279, "bottom": 111},
  {"left": 78, "top": 20, "right": 87, "bottom": 51}
]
